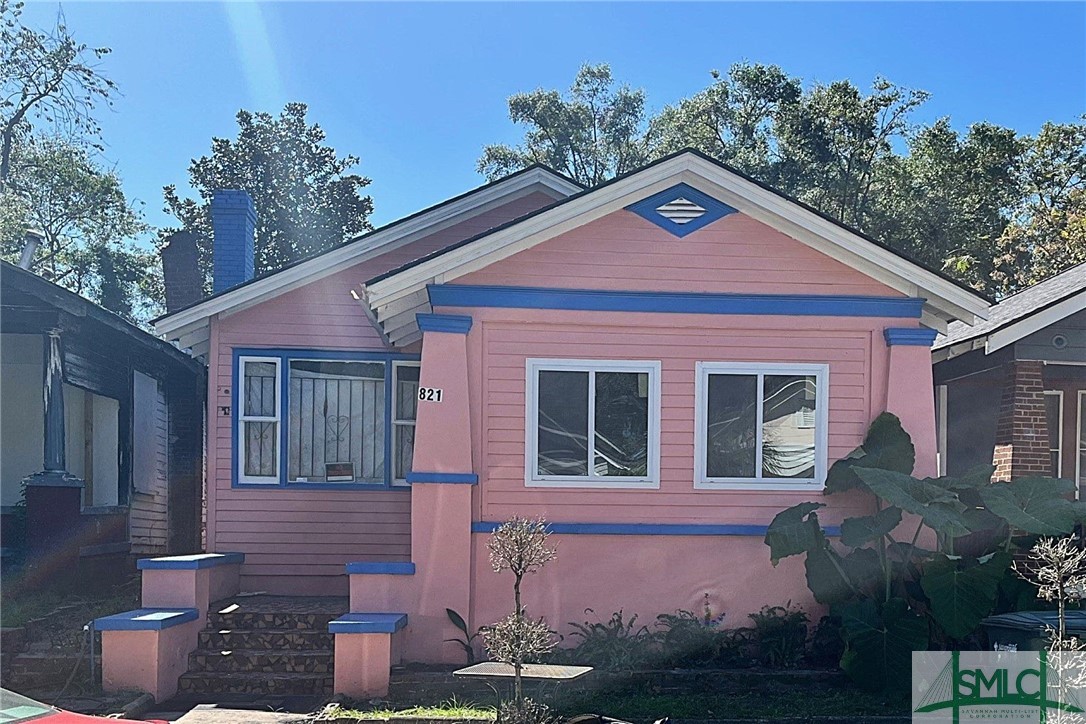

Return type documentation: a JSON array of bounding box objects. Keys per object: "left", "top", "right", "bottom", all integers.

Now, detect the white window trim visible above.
[
  {"left": 392, "top": 361, "right": 421, "bottom": 487},
  {"left": 694, "top": 361, "right": 830, "bottom": 491},
  {"left": 237, "top": 356, "right": 281, "bottom": 484},
  {"left": 1076, "top": 390, "right": 1085, "bottom": 498},
  {"left": 1044, "top": 390, "right": 1064, "bottom": 479},
  {"left": 525, "top": 358, "right": 661, "bottom": 489}
]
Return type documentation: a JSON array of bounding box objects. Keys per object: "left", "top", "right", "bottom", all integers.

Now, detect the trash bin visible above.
[{"left": 981, "top": 611, "right": 1086, "bottom": 651}]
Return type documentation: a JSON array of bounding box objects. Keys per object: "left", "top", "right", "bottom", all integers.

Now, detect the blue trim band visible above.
[
  {"left": 471, "top": 521, "right": 841, "bottom": 537},
  {"left": 346, "top": 561, "right": 416, "bottom": 575},
  {"left": 94, "top": 608, "right": 199, "bottom": 631},
  {"left": 329, "top": 612, "right": 409, "bottom": 634},
  {"left": 416, "top": 313, "right": 473, "bottom": 334},
  {"left": 625, "top": 183, "right": 738, "bottom": 238},
  {"left": 137, "top": 552, "right": 244, "bottom": 570},
  {"left": 884, "top": 327, "right": 939, "bottom": 346},
  {"left": 405, "top": 471, "right": 478, "bottom": 484},
  {"left": 428, "top": 285, "right": 925, "bottom": 319}
]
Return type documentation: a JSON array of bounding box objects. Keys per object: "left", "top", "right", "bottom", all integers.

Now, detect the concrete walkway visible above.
[{"left": 144, "top": 703, "right": 311, "bottom": 723}]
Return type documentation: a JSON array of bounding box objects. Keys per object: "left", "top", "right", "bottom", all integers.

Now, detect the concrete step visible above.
[
  {"left": 198, "top": 628, "right": 334, "bottom": 651},
  {"left": 176, "top": 671, "right": 333, "bottom": 696},
  {"left": 206, "top": 596, "right": 347, "bottom": 632},
  {"left": 188, "top": 648, "right": 333, "bottom": 674}
]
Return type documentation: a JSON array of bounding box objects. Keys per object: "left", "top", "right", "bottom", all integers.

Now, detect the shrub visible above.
[
  {"left": 560, "top": 609, "right": 656, "bottom": 671},
  {"left": 743, "top": 604, "right": 809, "bottom": 669}
]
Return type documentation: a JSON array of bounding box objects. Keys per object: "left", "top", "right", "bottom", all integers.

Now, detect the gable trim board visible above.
[
  {"left": 363, "top": 151, "right": 990, "bottom": 346},
  {"left": 933, "top": 288, "right": 1086, "bottom": 362},
  {"left": 152, "top": 166, "right": 582, "bottom": 355}
]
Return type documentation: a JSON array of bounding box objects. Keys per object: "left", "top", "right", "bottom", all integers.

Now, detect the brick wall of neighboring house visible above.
[{"left": 993, "top": 359, "right": 1051, "bottom": 481}]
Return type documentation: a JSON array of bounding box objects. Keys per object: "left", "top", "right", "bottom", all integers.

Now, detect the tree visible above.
[
  {"left": 992, "top": 120, "right": 1086, "bottom": 293},
  {"left": 0, "top": 135, "right": 155, "bottom": 321},
  {"left": 0, "top": 0, "right": 116, "bottom": 189},
  {"left": 650, "top": 63, "right": 801, "bottom": 181},
  {"left": 478, "top": 64, "right": 649, "bottom": 186},
  {"left": 163, "top": 102, "right": 374, "bottom": 293}
]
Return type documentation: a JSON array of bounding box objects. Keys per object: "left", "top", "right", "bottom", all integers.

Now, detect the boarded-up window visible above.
[{"left": 287, "top": 360, "right": 385, "bottom": 483}]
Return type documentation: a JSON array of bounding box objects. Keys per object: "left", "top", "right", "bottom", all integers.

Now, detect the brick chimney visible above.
[
  {"left": 211, "top": 189, "right": 256, "bottom": 294},
  {"left": 992, "top": 360, "right": 1051, "bottom": 481},
  {"left": 160, "top": 230, "right": 203, "bottom": 312}
]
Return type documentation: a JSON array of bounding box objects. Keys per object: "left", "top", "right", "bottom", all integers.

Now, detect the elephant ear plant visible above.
[{"left": 765, "top": 412, "right": 1085, "bottom": 692}]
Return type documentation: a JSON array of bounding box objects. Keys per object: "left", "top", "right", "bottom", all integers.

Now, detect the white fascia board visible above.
[
  {"left": 985, "top": 289, "right": 1086, "bottom": 354},
  {"left": 153, "top": 168, "right": 579, "bottom": 340},
  {"left": 367, "top": 153, "right": 989, "bottom": 328}
]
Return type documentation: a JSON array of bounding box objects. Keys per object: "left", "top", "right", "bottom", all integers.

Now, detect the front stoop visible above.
[{"left": 177, "top": 595, "right": 346, "bottom": 696}]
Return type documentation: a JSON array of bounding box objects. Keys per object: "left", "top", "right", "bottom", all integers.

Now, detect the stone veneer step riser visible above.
[
  {"left": 207, "top": 611, "right": 341, "bottom": 631},
  {"left": 176, "top": 673, "right": 333, "bottom": 696},
  {"left": 189, "top": 649, "right": 333, "bottom": 674},
  {"left": 197, "top": 630, "right": 334, "bottom": 650}
]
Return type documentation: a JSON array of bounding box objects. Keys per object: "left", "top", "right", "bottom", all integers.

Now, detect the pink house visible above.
[{"left": 100, "top": 150, "right": 989, "bottom": 701}]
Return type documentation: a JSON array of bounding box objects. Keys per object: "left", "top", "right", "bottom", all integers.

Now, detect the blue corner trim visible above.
[
  {"left": 94, "top": 608, "right": 199, "bottom": 631},
  {"left": 346, "top": 561, "right": 416, "bottom": 575},
  {"left": 416, "top": 313, "right": 473, "bottom": 334},
  {"left": 405, "top": 471, "right": 478, "bottom": 484},
  {"left": 136, "top": 552, "right": 245, "bottom": 570},
  {"left": 625, "top": 183, "right": 738, "bottom": 237},
  {"left": 329, "top": 612, "right": 409, "bottom": 634},
  {"left": 471, "top": 521, "right": 841, "bottom": 537},
  {"left": 884, "top": 327, "right": 939, "bottom": 346},
  {"left": 427, "top": 285, "right": 925, "bottom": 319}
]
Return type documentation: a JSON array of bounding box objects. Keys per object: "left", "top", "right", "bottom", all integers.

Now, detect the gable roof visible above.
[
  {"left": 2, "top": 261, "right": 202, "bottom": 372},
  {"left": 363, "top": 149, "right": 991, "bottom": 346},
  {"left": 152, "top": 164, "right": 582, "bottom": 356},
  {"left": 933, "top": 261, "right": 1086, "bottom": 358}
]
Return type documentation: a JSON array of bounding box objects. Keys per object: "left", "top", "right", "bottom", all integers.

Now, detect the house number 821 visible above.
[{"left": 418, "top": 387, "right": 443, "bottom": 402}]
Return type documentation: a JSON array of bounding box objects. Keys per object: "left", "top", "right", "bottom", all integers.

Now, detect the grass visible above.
[
  {"left": 551, "top": 687, "right": 909, "bottom": 721},
  {"left": 315, "top": 700, "right": 497, "bottom": 721}
]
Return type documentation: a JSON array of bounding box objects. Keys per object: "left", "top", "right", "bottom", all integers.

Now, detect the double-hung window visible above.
[
  {"left": 235, "top": 352, "right": 420, "bottom": 487},
  {"left": 695, "top": 362, "right": 829, "bottom": 490},
  {"left": 239, "top": 357, "right": 281, "bottom": 483},
  {"left": 526, "top": 358, "right": 660, "bottom": 488}
]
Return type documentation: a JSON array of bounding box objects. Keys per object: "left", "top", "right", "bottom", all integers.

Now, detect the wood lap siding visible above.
[
  {"left": 129, "top": 382, "right": 170, "bottom": 554},
  {"left": 207, "top": 193, "right": 556, "bottom": 591},
  {"left": 460, "top": 211, "right": 902, "bottom": 297}
]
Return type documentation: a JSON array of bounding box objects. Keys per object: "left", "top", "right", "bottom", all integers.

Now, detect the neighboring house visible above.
[
  {"left": 0, "top": 261, "right": 205, "bottom": 571},
  {"left": 134, "top": 150, "right": 987, "bottom": 698},
  {"left": 933, "top": 262, "right": 1086, "bottom": 488}
]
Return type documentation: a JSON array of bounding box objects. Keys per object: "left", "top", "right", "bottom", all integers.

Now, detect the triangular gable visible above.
[{"left": 364, "top": 150, "right": 990, "bottom": 346}]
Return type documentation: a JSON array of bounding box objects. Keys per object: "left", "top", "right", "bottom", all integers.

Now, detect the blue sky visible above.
[{"left": 21, "top": 1, "right": 1086, "bottom": 233}]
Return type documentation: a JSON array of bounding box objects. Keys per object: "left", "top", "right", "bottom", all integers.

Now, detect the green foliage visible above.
[
  {"left": 837, "top": 597, "right": 927, "bottom": 692},
  {"left": 478, "top": 64, "right": 649, "bottom": 187},
  {"left": 444, "top": 608, "right": 483, "bottom": 664},
  {"left": 163, "top": 102, "right": 374, "bottom": 294},
  {"left": 562, "top": 609, "right": 656, "bottom": 672},
  {"left": 764, "top": 412, "right": 1086, "bottom": 692},
  {"left": 743, "top": 604, "right": 809, "bottom": 669}
]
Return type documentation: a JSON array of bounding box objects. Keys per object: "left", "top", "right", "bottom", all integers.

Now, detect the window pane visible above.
[
  {"left": 396, "top": 366, "right": 420, "bottom": 421},
  {"left": 244, "top": 421, "right": 277, "bottom": 477},
  {"left": 395, "top": 425, "right": 415, "bottom": 480},
  {"left": 1045, "top": 394, "right": 1061, "bottom": 476},
  {"left": 763, "top": 375, "right": 817, "bottom": 479},
  {"left": 1079, "top": 394, "right": 1085, "bottom": 491},
  {"left": 594, "top": 372, "right": 649, "bottom": 477},
  {"left": 705, "top": 374, "right": 758, "bottom": 478},
  {"left": 243, "top": 361, "right": 277, "bottom": 417},
  {"left": 537, "top": 370, "right": 589, "bottom": 476},
  {"left": 288, "top": 360, "right": 385, "bottom": 482}
]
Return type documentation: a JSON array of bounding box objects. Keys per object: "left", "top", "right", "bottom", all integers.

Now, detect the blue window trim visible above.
[
  {"left": 231, "top": 348, "right": 421, "bottom": 490},
  {"left": 884, "top": 327, "right": 938, "bottom": 346},
  {"left": 624, "top": 183, "right": 738, "bottom": 238},
  {"left": 428, "top": 284, "right": 925, "bottom": 319},
  {"left": 471, "top": 521, "right": 841, "bottom": 537}
]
